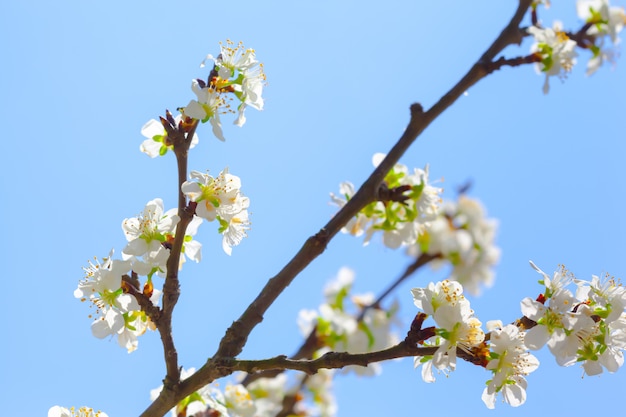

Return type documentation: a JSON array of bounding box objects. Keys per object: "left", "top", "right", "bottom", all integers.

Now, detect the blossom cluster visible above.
[
  {"left": 528, "top": 23, "right": 578, "bottom": 94},
  {"left": 121, "top": 198, "right": 202, "bottom": 275},
  {"left": 521, "top": 262, "right": 626, "bottom": 376},
  {"left": 48, "top": 406, "right": 108, "bottom": 417},
  {"left": 75, "top": 188, "right": 250, "bottom": 350},
  {"left": 184, "top": 40, "right": 266, "bottom": 140},
  {"left": 529, "top": 0, "right": 625, "bottom": 93},
  {"left": 411, "top": 261, "right": 625, "bottom": 408},
  {"left": 74, "top": 249, "right": 157, "bottom": 352},
  {"left": 481, "top": 320, "right": 540, "bottom": 409},
  {"left": 75, "top": 42, "right": 260, "bottom": 353},
  {"left": 332, "top": 156, "right": 499, "bottom": 295},
  {"left": 151, "top": 368, "right": 260, "bottom": 417},
  {"left": 408, "top": 195, "right": 500, "bottom": 295},
  {"left": 182, "top": 169, "right": 251, "bottom": 256},
  {"left": 150, "top": 368, "right": 336, "bottom": 417},
  {"left": 298, "top": 267, "right": 400, "bottom": 376},
  {"left": 411, "top": 279, "right": 539, "bottom": 409},
  {"left": 330, "top": 153, "right": 442, "bottom": 249},
  {"left": 74, "top": 200, "right": 197, "bottom": 352},
  {"left": 139, "top": 40, "right": 265, "bottom": 157},
  {"left": 412, "top": 280, "right": 486, "bottom": 374}
]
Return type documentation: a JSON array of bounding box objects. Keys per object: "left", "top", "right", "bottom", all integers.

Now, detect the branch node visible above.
[
  {"left": 312, "top": 228, "right": 330, "bottom": 248},
  {"left": 409, "top": 102, "right": 424, "bottom": 118}
]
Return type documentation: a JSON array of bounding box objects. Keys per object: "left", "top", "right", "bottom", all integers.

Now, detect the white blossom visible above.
[
  {"left": 482, "top": 323, "right": 539, "bottom": 409},
  {"left": 528, "top": 23, "right": 578, "bottom": 93},
  {"left": 182, "top": 169, "right": 250, "bottom": 255}
]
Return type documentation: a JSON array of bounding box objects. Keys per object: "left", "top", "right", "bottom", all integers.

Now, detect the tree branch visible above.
[
  {"left": 356, "top": 253, "right": 441, "bottom": 321},
  {"left": 222, "top": 343, "right": 435, "bottom": 375},
  {"left": 150, "top": 116, "right": 199, "bottom": 403},
  {"left": 227, "top": 312, "right": 539, "bottom": 379}
]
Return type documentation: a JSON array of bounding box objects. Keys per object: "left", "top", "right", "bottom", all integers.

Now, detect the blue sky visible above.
[{"left": 1, "top": 1, "right": 625, "bottom": 416}]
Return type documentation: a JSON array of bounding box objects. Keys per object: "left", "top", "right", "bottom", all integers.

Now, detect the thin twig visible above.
[
  {"left": 150, "top": 117, "right": 199, "bottom": 405},
  {"left": 356, "top": 253, "right": 441, "bottom": 322}
]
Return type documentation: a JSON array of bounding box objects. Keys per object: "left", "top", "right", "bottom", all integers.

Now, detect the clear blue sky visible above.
[{"left": 1, "top": 1, "right": 625, "bottom": 416}]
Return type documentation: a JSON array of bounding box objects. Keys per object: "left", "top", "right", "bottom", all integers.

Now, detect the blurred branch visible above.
[
  {"left": 242, "top": 252, "right": 440, "bottom": 386},
  {"left": 484, "top": 54, "right": 542, "bottom": 73},
  {"left": 222, "top": 343, "right": 436, "bottom": 375},
  {"left": 275, "top": 375, "right": 308, "bottom": 417},
  {"left": 356, "top": 253, "right": 441, "bottom": 321}
]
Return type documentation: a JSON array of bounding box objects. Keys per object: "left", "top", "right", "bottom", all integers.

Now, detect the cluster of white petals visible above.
[
  {"left": 77, "top": 250, "right": 165, "bottom": 353},
  {"left": 246, "top": 374, "right": 294, "bottom": 417},
  {"left": 298, "top": 267, "right": 400, "bottom": 376},
  {"left": 151, "top": 368, "right": 334, "bottom": 417},
  {"left": 412, "top": 280, "right": 485, "bottom": 374},
  {"left": 182, "top": 169, "right": 250, "bottom": 255},
  {"left": 185, "top": 81, "right": 227, "bottom": 141},
  {"left": 76, "top": 42, "right": 265, "bottom": 357},
  {"left": 522, "top": 262, "right": 626, "bottom": 376},
  {"left": 528, "top": 23, "right": 578, "bottom": 94},
  {"left": 48, "top": 406, "right": 108, "bottom": 417},
  {"left": 330, "top": 153, "right": 442, "bottom": 249},
  {"left": 122, "top": 198, "right": 202, "bottom": 275},
  {"left": 332, "top": 160, "right": 498, "bottom": 295},
  {"left": 151, "top": 368, "right": 260, "bottom": 417},
  {"left": 577, "top": 0, "right": 626, "bottom": 74},
  {"left": 529, "top": 0, "right": 625, "bottom": 90},
  {"left": 408, "top": 195, "right": 500, "bottom": 295},
  {"left": 184, "top": 40, "right": 266, "bottom": 140},
  {"left": 481, "top": 321, "right": 539, "bottom": 409},
  {"left": 76, "top": 198, "right": 201, "bottom": 352},
  {"left": 122, "top": 198, "right": 178, "bottom": 267},
  {"left": 74, "top": 251, "right": 147, "bottom": 352},
  {"left": 303, "top": 369, "right": 338, "bottom": 417},
  {"left": 578, "top": 0, "right": 625, "bottom": 42},
  {"left": 411, "top": 262, "right": 624, "bottom": 409},
  {"left": 411, "top": 281, "right": 541, "bottom": 409}
]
